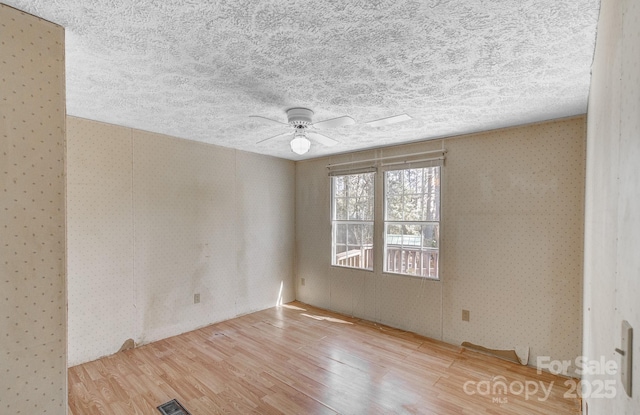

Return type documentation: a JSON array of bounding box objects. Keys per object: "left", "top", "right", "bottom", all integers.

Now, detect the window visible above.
[
  {"left": 331, "top": 172, "right": 375, "bottom": 270},
  {"left": 384, "top": 166, "right": 440, "bottom": 278}
]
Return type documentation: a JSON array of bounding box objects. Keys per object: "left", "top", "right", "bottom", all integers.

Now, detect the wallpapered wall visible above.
[
  {"left": 296, "top": 116, "right": 586, "bottom": 372},
  {"left": 583, "top": 0, "right": 640, "bottom": 412},
  {"left": 67, "top": 116, "right": 296, "bottom": 366},
  {"left": 0, "top": 5, "right": 67, "bottom": 413}
]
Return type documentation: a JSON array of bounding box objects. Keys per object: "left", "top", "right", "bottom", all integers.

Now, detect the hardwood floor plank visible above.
[{"left": 68, "top": 301, "right": 581, "bottom": 414}]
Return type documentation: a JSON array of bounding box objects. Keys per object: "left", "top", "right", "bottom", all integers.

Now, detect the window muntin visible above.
[
  {"left": 331, "top": 172, "right": 374, "bottom": 270},
  {"left": 384, "top": 166, "right": 440, "bottom": 278}
]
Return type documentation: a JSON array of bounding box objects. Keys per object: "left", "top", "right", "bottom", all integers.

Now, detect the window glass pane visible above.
[
  {"left": 347, "top": 224, "right": 360, "bottom": 245},
  {"left": 387, "top": 223, "right": 401, "bottom": 235},
  {"left": 331, "top": 172, "right": 374, "bottom": 270},
  {"left": 423, "top": 194, "right": 438, "bottom": 221},
  {"left": 347, "top": 174, "right": 358, "bottom": 189},
  {"left": 403, "top": 224, "right": 422, "bottom": 242},
  {"left": 386, "top": 195, "right": 403, "bottom": 221},
  {"left": 334, "top": 176, "right": 346, "bottom": 197},
  {"left": 334, "top": 244, "right": 347, "bottom": 265},
  {"left": 387, "top": 170, "right": 403, "bottom": 195},
  {"left": 333, "top": 223, "right": 373, "bottom": 270},
  {"left": 347, "top": 197, "right": 364, "bottom": 220},
  {"left": 335, "top": 197, "right": 347, "bottom": 220},
  {"left": 365, "top": 196, "right": 374, "bottom": 220},
  {"left": 384, "top": 166, "right": 440, "bottom": 278},
  {"left": 362, "top": 223, "right": 373, "bottom": 246},
  {"left": 336, "top": 223, "right": 347, "bottom": 244},
  {"left": 344, "top": 197, "right": 353, "bottom": 220},
  {"left": 403, "top": 195, "right": 421, "bottom": 221},
  {"left": 407, "top": 170, "right": 417, "bottom": 194},
  {"left": 385, "top": 223, "right": 439, "bottom": 277},
  {"left": 422, "top": 223, "right": 439, "bottom": 248}
]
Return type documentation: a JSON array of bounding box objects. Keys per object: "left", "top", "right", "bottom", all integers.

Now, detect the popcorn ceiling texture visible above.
[{"left": 5, "top": 0, "right": 599, "bottom": 159}]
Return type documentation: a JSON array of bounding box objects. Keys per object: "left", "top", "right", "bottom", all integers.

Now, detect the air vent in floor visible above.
[{"left": 157, "top": 399, "right": 192, "bottom": 415}]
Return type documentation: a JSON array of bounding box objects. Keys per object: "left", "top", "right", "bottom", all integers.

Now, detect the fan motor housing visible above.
[{"left": 287, "top": 107, "right": 314, "bottom": 126}]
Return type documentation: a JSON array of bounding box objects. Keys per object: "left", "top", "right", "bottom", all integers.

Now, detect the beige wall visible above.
[
  {"left": 0, "top": 5, "right": 67, "bottom": 412},
  {"left": 66, "top": 119, "right": 134, "bottom": 365},
  {"left": 296, "top": 116, "right": 585, "bottom": 372},
  {"left": 583, "top": 0, "right": 640, "bottom": 412},
  {"left": 67, "top": 117, "right": 296, "bottom": 365}
]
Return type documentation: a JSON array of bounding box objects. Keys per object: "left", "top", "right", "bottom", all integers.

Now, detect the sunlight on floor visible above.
[
  {"left": 276, "top": 281, "right": 283, "bottom": 306},
  {"left": 281, "top": 304, "right": 307, "bottom": 311},
  {"left": 301, "top": 313, "right": 353, "bottom": 324}
]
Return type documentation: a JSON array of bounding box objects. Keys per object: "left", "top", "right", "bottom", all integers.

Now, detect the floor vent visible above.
[{"left": 157, "top": 399, "right": 192, "bottom": 415}]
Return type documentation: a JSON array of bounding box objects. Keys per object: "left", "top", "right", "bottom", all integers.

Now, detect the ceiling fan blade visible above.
[
  {"left": 365, "top": 113, "right": 412, "bottom": 127},
  {"left": 308, "top": 131, "right": 338, "bottom": 147},
  {"left": 312, "top": 115, "right": 355, "bottom": 129},
  {"left": 256, "top": 131, "right": 291, "bottom": 144},
  {"left": 249, "top": 115, "right": 289, "bottom": 126}
]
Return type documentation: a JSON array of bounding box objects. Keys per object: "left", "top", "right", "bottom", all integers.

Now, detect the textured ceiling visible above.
[{"left": 6, "top": 0, "right": 599, "bottom": 160}]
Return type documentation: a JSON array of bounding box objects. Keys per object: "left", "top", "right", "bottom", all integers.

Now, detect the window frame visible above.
[
  {"left": 382, "top": 164, "right": 441, "bottom": 280},
  {"left": 330, "top": 171, "right": 375, "bottom": 271}
]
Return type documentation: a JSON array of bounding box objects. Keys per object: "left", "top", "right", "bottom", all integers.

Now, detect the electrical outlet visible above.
[
  {"left": 300, "top": 278, "right": 305, "bottom": 286},
  {"left": 462, "top": 310, "right": 470, "bottom": 322},
  {"left": 194, "top": 293, "right": 200, "bottom": 304}
]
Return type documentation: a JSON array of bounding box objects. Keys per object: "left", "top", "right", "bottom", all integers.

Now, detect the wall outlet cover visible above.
[{"left": 462, "top": 310, "right": 470, "bottom": 322}]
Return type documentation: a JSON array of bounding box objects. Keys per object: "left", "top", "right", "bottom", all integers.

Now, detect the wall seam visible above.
[
  {"left": 234, "top": 149, "right": 238, "bottom": 317},
  {"left": 131, "top": 128, "right": 137, "bottom": 344}
]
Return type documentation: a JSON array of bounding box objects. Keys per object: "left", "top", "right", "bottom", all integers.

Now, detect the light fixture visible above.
[{"left": 290, "top": 133, "right": 311, "bottom": 155}]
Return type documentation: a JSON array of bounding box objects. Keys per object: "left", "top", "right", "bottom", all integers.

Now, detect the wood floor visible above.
[{"left": 68, "top": 302, "right": 581, "bottom": 414}]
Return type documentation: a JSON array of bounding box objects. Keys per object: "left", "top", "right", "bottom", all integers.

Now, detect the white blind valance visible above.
[
  {"left": 380, "top": 155, "right": 444, "bottom": 169},
  {"left": 327, "top": 166, "right": 377, "bottom": 176},
  {"left": 326, "top": 149, "right": 446, "bottom": 176}
]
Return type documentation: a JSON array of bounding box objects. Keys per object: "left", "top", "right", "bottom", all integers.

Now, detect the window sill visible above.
[
  {"left": 330, "top": 265, "right": 374, "bottom": 272},
  {"left": 381, "top": 271, "right": 440, "bottom": 281}
]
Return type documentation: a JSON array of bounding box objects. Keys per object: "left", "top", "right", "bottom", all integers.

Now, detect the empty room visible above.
[{"left": 1, "top": 0, "right": 638, "bottom": 414}]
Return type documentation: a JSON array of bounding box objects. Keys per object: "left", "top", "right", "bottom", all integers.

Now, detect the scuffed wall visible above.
[
  {"left": 583, "top": 0, "right": 640, "bottom": 412},
  {"left": 0, "top": 5, "right": 67, "bottom": 412},
  {"left": 296, "top": 117, "right": 585, "bottom": 372},
  {"left": 67, "top": 117, "right": 295, "bottom": 365},
  {"left": 442, "top": 118, "right": 585, "bottom": 372}
]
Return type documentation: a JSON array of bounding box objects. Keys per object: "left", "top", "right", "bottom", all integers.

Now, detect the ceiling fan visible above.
[
  {"left": 250, "top": 108, "right": 354, "bottom": 155},
  {"left": 251, "top": 108, "right": 413, "bottom": 155}
]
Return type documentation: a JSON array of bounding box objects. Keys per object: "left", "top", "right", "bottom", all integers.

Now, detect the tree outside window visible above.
[
  {"left": 331, "top": 172, "right": 374, "bottom": 270},
  {"left": 384, "top": 166, "right": 440, "bottom": 278}
]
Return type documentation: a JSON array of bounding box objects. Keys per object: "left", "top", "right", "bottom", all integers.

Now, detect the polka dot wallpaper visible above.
[
  {"left": 66, "top": 117, "right": 296, "bottom": 365},
  {"left": 66, "top": 118, "right": 135, "bottom": 366},
  {"left": 132, "top": 129, "right": 241, "bottom": 344},
  {"left": 0, "top": 5, "right": 66, "bottom": 413},
  {"left": 296, "top": 116, "right": 586, "bottom": 373},
  {"left": 442, "top": 117, "right": 586, "bottom": 373}
]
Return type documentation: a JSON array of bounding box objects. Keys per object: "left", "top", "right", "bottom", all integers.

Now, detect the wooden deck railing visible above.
[
  {"left": 335, "top": 246, "right": 438, "bottom": 278},
  {"left": 335, "top": 245, "right": 373, "bottom": 269},
  {"left": 386, "top": 247, "right": 438, "bottom": 278}
]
